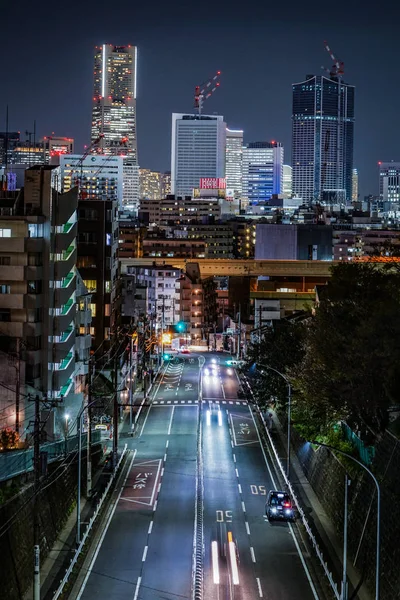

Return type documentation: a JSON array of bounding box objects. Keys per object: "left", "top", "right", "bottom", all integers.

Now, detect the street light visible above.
[
  {"left": 254, "top": 363, "right": 292, "bottom": 479},
  {"left": 64, "top": 413, "right": 70, "bottom": 457},
  {"left": 310, "top": 441, "right": 380, "bottom": 600}
]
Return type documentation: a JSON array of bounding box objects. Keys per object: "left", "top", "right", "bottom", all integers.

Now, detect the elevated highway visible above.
[{"left": 120, "top": 257, "right": 338, "bottom": 278}]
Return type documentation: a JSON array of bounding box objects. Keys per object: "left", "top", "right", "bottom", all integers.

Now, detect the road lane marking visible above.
[
  {"left": 142, "top": 546, "right": 148, "bottom": 561},
  {"left": 248, "top": 406, "right": 320, "bottom": 599},
  {"left": 164, "top": 453, "right": 167, "bottom": 462},
  {"left": 233, "top": 454, "right": 236, "bottom": 463},
  {"left": 167, "top": 406, "right": 175, "bottom": 435},
  {"left": 238, "top": 484, "right": 242, "bottom": 493},
  {"left": 166, "top": 440, "right": 169, "bottom": 448},
  {"left": 133, "top": 576, "right": 142, "bottom": 600},
  {"left": 153, "top": 499, "right": 158, "bottom": 511},
  {"left": 231, "top": 440, "right": 234, "bottom": 448},
  {"left": 245, "top": 521, "right": 250, "bottom": 535},
  {"left": 235, "top": 468, "right": 239, "bottom": 478},
  {"left": 242, "top": 501, "right": 246, "bottom": 512},
  {"left": 158, "top": 483, "right": 161, "bottom": 493},
  {"left": 148, "top": 521, "right": 153, "bottom": 534},
  {"left": 140, "top": 402, "right": 152, "bottom": 436},
  {"left": 256, "top": 577, "right": 263, "bottom": 597},
  {"left": 174, "top": 400, "right": 178, "bottom": 404},
  {"left": 161, "top": 467, "right": 164, "bottom": 477},
  {"left": 76, "top": 452, "right": 136, "bottom": 600},
  {"left": 250, "top": 547, "right": 256, "bottom": 562},
  {"left": 211, "top": 541, "right": 220, "bottom": 584}
]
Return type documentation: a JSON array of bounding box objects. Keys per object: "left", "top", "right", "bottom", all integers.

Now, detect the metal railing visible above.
[
  {"left": 242, "top": 374, "right": 341, "bottom": 600},
  {"left": 52, "top": 444, "right": 128, "bottom": 600},
  {"left": 0, "top": 431, "right": 101, "bottom": 483},
  {"left": 341, "top": 421, "right": 375, "bottom": 466}
]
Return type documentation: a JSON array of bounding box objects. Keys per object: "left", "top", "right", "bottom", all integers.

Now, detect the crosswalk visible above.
[{"left": 152, "top": 399, "right": 248, "bottom": 406}]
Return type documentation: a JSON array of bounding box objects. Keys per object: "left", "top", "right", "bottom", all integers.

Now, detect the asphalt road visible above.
[{"left": 76, "top": 352, "right": 320, "bottom": 600}]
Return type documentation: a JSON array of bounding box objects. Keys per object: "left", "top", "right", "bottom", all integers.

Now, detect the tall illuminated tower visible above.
[
  {"left": 92, "top": 44, "right": 138, "bottom": 159},
  {"left": 225, "top": 128, "right": 243, "bottom": 200}
]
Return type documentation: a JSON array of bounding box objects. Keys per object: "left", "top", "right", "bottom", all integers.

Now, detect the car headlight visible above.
[
  {"left": 271, "top": 507, "right": 277, "bottom": 514},
  {"left": 285, "top": 509, "right": 292, "bottom": 515}
]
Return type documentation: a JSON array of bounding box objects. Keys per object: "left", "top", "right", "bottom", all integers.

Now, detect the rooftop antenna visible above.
[{"left": 194, "top": 71, "right": 221, "bottom": 115}]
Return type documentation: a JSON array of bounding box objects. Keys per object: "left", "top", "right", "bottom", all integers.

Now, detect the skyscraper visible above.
[
  {"left": 92, "top": 44, "right": 139, "bottom": 211},
  {"left": 225, "top": 128, "right": 243, "bottom": 200},
  {"left": 60, "top": 154, "right": 123, "bottom": 204},
  {"left": 171, "top": 114, "right": 226, "bottom": 197},
  {"left": 92, "top": 44, "right": 138, "bottom": 159},
  {"left": 292, "top": 74, "right": 355, "bottom": 204},
  {"left": 379, "top": 162, "right": 400, "bottom": 206},
  {"left": 283, "top": 164, "right": 293, "bottom": 198},
  {"left": 242, "top": 142, "right": 283, "bottom": 206},
  {"left": 352, "top": 168, "right": 358, "bottom": 201}
]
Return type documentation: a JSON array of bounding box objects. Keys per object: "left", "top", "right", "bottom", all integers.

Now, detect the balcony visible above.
[
  {"left": 52, "top": 325, "right": 75, "bottom": 361},
  {"left": 55, "top": 273, "right": 76, "bottom": 306},
  {"left": 0, "top": 238, "right": 25, "bottom": 253},
  {"left": 0, "top": 294, "right": 24, "bottom": 309},
  {"left": 25, "top": 266, "right": 43, "bottom": 280},
  {"left": 55, "top": 222, "right": 77, "bottom": 253},
  {"left": 54, "top": 247, "right": 77, "bottom": 280},
  {"left": 54, "top": 301, "right": 76, "bottom": 335},
  {"left": 52, "top": 357, "right": 75, "bottom": 392},
  {"left": 0, "top": 322, "right": 23, "bottom": 337},
  {"left": 76, "top": 308, "right": 92, "bottom": 327},
  {"left": 24, "top": 294, "right": 43, "bottom": 309},
  {"left": 75, "top": 334, "right": 92, "bottom": 357},
  {"left": 23, "top": 322, "right": 42, "bottom": 337},
  {"left": 0, "top": 266, "right": 24, "bottom": 281}
]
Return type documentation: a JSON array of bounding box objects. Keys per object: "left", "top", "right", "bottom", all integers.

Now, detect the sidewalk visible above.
[{"left": 268, "top": 408, "right": 372, "bottom": 600}]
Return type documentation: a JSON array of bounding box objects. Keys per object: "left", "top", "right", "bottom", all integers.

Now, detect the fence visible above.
[
  {"left": 341, "top": 421, "right": 375, "bottom": 466},
  {"left": 0, "top": 430, "right": 101, "bottom": 483}
]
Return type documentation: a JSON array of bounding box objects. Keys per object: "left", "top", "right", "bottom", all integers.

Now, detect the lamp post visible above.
[
  {"left": 256, "top": 363, "right": 292, "bottom": 479},
  {"left": 310, "top": 441, "right": 380, "bottom": 600},
  {"left": 64, "top": 413, "right": 70, "bottom": 457}
]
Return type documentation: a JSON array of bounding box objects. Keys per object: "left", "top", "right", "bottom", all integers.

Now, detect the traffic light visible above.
[
  {"left": 226, "top": 360, "right": 233, "bottom": 366},
  {"left": 175, "top": 321, "right": 185, "bottom": 333},
  {"left": 163, "top": 353, "right": 171, "bottom": 361},
  {"left": 162, "top": 333, "right": 172, "bottom": 344}
]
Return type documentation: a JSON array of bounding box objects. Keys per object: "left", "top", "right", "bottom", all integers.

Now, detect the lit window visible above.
[{"left": 0, "top": 228, "right": 11, "bottom": 238}]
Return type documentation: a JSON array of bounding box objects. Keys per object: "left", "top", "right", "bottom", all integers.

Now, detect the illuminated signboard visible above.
[{"left": 199, "top": 177, "right": 226, "bottom": 189}]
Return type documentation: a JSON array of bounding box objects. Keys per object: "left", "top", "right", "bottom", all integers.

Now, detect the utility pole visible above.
[
  {"left": 113, "top": 351, "right": 119, "bottom": 471},
  {"left": 129, "top": 333, "right": 134, "bottom": 431},
  {"left": 161, "top": 296, "right": 165, "bottom": 364},
  {"left": 236, "top": 304, "right": 241, "bottom": 360},
  {"left": 15, "top": 337, "right": 21, "bottom": 434},
  {"left": 33, "top": 394, "right": 41, "bottom": 600},
  {"left": 86, "top": 358, "right": 93, "bottom": 496}
]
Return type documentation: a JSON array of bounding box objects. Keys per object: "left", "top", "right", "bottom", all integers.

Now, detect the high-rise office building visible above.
[
  {"left": 92, "top": 44, "right": 138, "bottom": 159},
  {"left": 283, "top": 164, "right": 292, "bottom": 198},
  {"left": 352, "top": 168, "right": 358, "bottom": 202},
  {"left": 161, "top": 172, "right": 171, "bottom": 196},
  {"left": 60, "top": 154, "right": 123, "bottom": 204},
  {"left": 92, "top": 44, "right": 139, "bottom": 211},
  {"left": 242, "top": 142, "right": 283, "bottom": 206},
  {"left": 139, "top": 169, "right": 163, "bottom": 200},
  {"left": 292, "top": 74, "right": 355, "bottom": 204},
  {"left": 379, "top": 162, "right": 400, "bottom": 205},
  {"left": 171, "top": 114, "right": 226, "bottom": 197},
  {"left": 225, "top": 128, "right": 243, "bottom": 200}
]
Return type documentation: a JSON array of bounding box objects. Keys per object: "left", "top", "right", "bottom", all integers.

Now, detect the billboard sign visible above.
[{"left": 199, "top": 177, "right": 226, "bottom": 189}]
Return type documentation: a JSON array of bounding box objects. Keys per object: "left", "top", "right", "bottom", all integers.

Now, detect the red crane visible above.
[
  {"left": 194, "top": 71, "right": 221, "bottom": 115},
  {"left": 322, "top": 40, "right": 344, "bottom": 79}
]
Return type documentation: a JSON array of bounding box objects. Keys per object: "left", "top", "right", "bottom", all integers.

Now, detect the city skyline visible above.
[{"left": 2, "top": 0, "right": 399, "bottom": 199}]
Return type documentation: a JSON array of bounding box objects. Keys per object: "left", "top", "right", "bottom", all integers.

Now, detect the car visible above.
[
  {"left": 265, "top": 490, "right": 295, "bottom": 522},
  {"left": 180, "top": 346, "right": 190, "bottom": 354}
]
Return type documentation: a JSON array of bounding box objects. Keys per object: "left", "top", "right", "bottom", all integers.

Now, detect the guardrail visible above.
[
  {"left": 242, "top": 374, "right": 341, "bottom": 600},
  {"left": 0, "top": 431, "right": 102, "bottom": 483},
  {"left": 52, "top": 443, "right": 128, "bottom": 600}
]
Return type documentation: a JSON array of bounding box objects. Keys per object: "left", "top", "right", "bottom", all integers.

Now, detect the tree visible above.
[
  {"left": 246, "top": 318, "right": 307, "bottom": 411},
  {"left": 0, "top": 428, "right": 20, "bottom": 450},
  {"left": 294, "top": 262, "right": 400, "bottom": 440}
]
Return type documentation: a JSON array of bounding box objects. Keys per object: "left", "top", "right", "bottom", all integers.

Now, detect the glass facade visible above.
[
  {"left": 225, "top": 129, "right": 243, "bottom": 199},
  {"left": 242, "top": 142, "right": 283, "bottom": 205},
  {"left": 171, "top": 114, "right": 226, "bottom": 197},
  {"left": 91, "top": 45, "right": 138, "bottom": 162},
  {"left": 292, "top": 75, "right": 355, "bottom": 204}
]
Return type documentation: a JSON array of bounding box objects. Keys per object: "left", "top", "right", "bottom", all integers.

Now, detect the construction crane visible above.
[
  {"left": 322, "top": 41, "right": 344, "bottom": 79},
  {"left": 321, "top": 41, "right": 345, "bottom": 205},
  {"left": 194, "top": 71, "right": 221, "bottom": 115}
]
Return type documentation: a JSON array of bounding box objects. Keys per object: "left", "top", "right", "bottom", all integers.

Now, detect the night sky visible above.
[{"left": 2, "top": 0, "right": 398, "bottom": 198}]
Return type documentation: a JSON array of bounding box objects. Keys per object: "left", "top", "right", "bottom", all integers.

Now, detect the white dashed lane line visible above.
[
  {"left": 250, "top": 547, "right": 256, "bottom": 563},
  {"left": 245, "top": 521, "right": 250, "bottom": 535},
  {"left": 142, "top": 546, "right": 148, "bottom": 562},
  {"left": 148, "top": 521, "right": 153, "bottom": 534}
]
